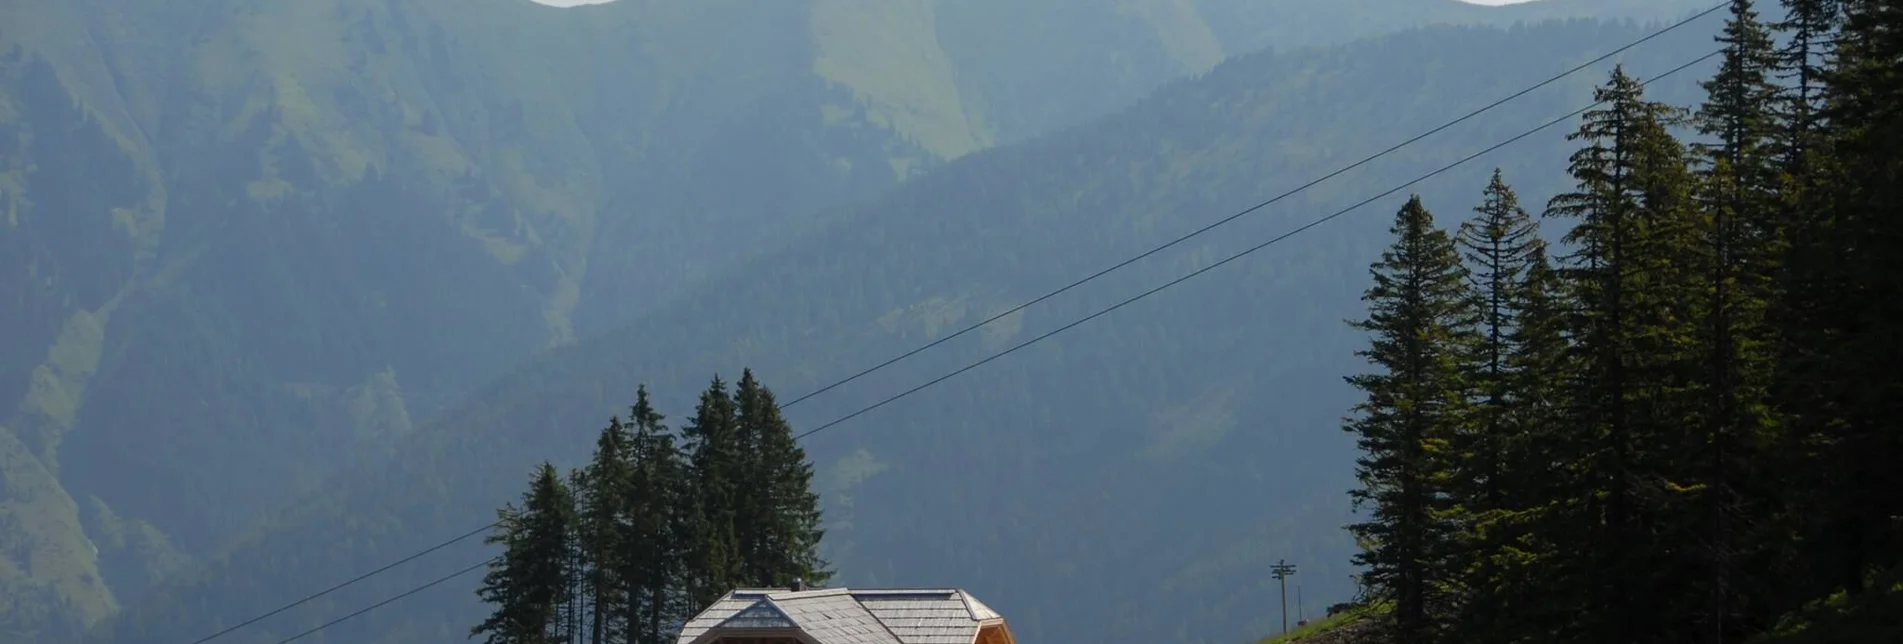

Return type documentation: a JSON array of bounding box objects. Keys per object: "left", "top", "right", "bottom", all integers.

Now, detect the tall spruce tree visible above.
[
  {"left": 1489, "top": 242, "right": 1576, "bottom": 644},
  {"left": 625, "top": 385, "right": 690, "bottom": 644},
  {"left": 1448, "top": 170, "right": 1546, "bottom": 640},
  {"left": 1502, "top": 244, "right": 1568, "bottom": 468},
  {"left": 1542, "top": 64, "right": 1702, "bottom": 643},
  {"left": 474, "top": 463, "right": 579, "bottom": 644},
  {"left": 1762, "top": 0, "right": 1849, "bottom": 615},
  {"left": 1453, "top": 170, "right": 1543, "bottom": 512},
  {"left": 577, "top": 418, "right": 633, "bottom": 644},
  {"left": 1809, "top": 0, "right": 1903, "bottom": 599},
  {"left": 1344, "top": 195, "right": 1473, "bottom": 644},
  {"left": 565, "top": 467, "right": 592, "bottom": 643},
  {"left": 1769, "top": 0, "right": 1840, "bottom": 168},
  {"left": 733, "top": 369, "right": 833, "bottom": 589},
  {"left": 1690, "top": 3, "right": 1784, "bottom": 640},
  {"left": 681, "top": 376, "right": 743, "bottom": 609}
]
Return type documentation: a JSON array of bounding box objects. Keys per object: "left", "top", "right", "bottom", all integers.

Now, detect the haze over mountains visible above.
[{"left": 1, "top": 0, "right": 1718, "bottom": 642}]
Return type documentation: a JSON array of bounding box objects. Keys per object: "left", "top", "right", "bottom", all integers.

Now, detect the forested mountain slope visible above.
[
  {"left": 0, "top": 0, "right": 1715, "bottom": 638},
  {"left": 92, "top": 17, "right": 1722, "bottom": 644},
  {"left": 4, "top": 1, "right": 943, "bottom": 633}
]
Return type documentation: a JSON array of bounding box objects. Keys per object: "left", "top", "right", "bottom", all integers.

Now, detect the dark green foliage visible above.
[
  {"left": 732, "top": 370, "right": 833, "bottom": 590},
  {"left": 1690, "top": 3, "right": 1783, "bottom": 639},
  {"left": 625, "top": 387, "right": 690, "bottom": 644},
  {"left": 1525, "top": 65, "right": 1702, "bottom": 643},
  {"left": 1802, "top": 0, "right": 1903, "bottom": 601},
  {"left": 1767, "top": 0, "right": 1840, "bottom": 167},
  {"left": 576, "top": 418, "right": 633, "bottom": 644},
  {"left": 1451, "top": 171, "right": 1543, "bottom": 515},
  {"left": 472, "top": 463, "right": 576, "bottom": 644},
  {"left": 1445, "top": 170, "right": 1548, "bottom": 638},
  {"left": 471, "top": 375, "right": 827, "bottom": 644},
  {"left": 1338, "top": 3, "right": 1903, "bottom": 642},
  {"left": 1342, "top": 195, "right": 1472, "bottom": 643},
  {"left": 681, "top": 377, "right": 744, "bottom": 612}
]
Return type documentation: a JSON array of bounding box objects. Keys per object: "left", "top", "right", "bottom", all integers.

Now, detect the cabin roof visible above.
[{"left": 676, "top": 587, "right": 1006, "bottom": 644}]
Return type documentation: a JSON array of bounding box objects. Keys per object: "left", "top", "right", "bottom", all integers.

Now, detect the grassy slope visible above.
[
  {"left": 93, "top": 18, "right": 1721, "bottom": 644},
  {"left": 1256, "top": 603, "right": 1388, "bottom": 644},
  {"left": 0, "top": 37, "right": 165, "bottom": 635}
]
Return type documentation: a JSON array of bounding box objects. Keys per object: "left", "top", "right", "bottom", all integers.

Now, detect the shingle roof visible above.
[{"left": 676, "top": 588, "right": 1005, "bottom": 644}]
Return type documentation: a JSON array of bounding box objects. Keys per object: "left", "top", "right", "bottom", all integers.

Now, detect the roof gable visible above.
[{"left": 717, "top": 599, "right": 798, "bottom": 630}]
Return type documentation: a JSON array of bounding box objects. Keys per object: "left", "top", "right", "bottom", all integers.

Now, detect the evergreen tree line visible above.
[
  {"left": 471, "top": 370, "right": 832, "bottom": 644},
  {"left": 1340, "top": 0, "right": 1902, "bottom": 642}
]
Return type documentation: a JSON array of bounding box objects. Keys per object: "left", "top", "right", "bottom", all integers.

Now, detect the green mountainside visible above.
[
  {"left": 4, "top": 1, "right": 946, "bottom": 632},
  {"left": 89, "top": 16, "right": 1721, "bottom": 644}
]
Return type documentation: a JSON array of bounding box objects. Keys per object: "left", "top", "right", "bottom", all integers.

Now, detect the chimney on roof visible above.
[{"left": 790, "top": 578, "right": 805, "bottom": 592}]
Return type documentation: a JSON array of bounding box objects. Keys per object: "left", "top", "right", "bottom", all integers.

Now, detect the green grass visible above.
[
  {"left": 1256, "top": 602, "right": 1387, "bottom": 644},
  {"left": 0, "top": 426, "right": 117, "bottom": 634},
  {"left": 808, "top": 0, "right": 991, "bottom": 161}
]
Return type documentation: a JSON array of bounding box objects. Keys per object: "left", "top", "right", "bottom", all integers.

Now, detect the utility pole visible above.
[{"left": 1272, "top": 560, "right": 1298, "bottom": 634}]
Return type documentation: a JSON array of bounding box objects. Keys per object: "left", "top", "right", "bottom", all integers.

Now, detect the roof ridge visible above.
[
  {"left": 847, "top": 587, "right": 961, "bottom": 595},
  {"left": 767, "top": 587, "right": 853, "bottom": 599}
]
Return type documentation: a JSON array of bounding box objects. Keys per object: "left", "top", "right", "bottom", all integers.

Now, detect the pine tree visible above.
[
  {"left": 1762, "top": 0, "right": 1849, "bottom": 614},
  {"left": 1453, "top": 170, "right": 1543, "bottom": 512},
  {"left": 1542, "top": 65, "right": 1702, "bottom": 643},
  {"left": 1344, "top": 195, "right": 1472, "bottom": 644},
  {"left": 575, "top": 417, "right": 633, "bottom": 644},
  {"left": 1689, "top": 3, "right": 1783, "bottom": 640},
  {"left": 566, "top": 467, "right": 591, "bottom": 644},
  {"left": 1807, "top": 0, "right": 1903, "bottom": 599},
  {"left": 681, "top": 376, "right": 743, "bottom": 609},
  {"left": 1541, "top": 67, "right": 1647, "bottom": 644},
  {"left": 1448, "top": 170, "right": 1546, "bottom": 640},
  {"left": 1497, "top": 241, "right": 1571, "bottom": 520},
  {"left": 1769, "top": 0, "right": 1840, "bottom": 169},
  {"left": 474, "top": 463, "right": 579, "bottom": 644},
  {"left": 1482, "top": 242, "right": 1576, "bottom": 644},
  {"left": 733, "top": 369, "right": 833, "bottom": 589},
  {"left": 625, "top": 385, "right": 690, "bottom": 644}
]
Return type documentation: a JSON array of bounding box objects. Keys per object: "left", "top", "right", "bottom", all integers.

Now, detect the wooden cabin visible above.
[{"left": 675, "top": 586, "right": 1016, "bottom": 644}]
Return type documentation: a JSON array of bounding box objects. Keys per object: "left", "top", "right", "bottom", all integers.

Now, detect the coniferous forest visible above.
[
  {"left": 1338, "top": 0, "right": 1901, "bottom": 642},
  {"left": 470, "top": 370, "right": 829, "bottom": 644}
]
